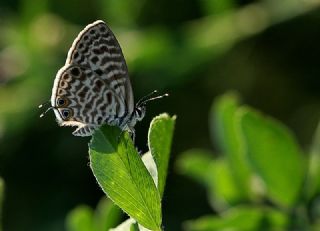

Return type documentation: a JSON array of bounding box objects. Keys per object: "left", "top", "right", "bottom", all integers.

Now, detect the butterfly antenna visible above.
[
  {"left": 136, "top": 90, "right": 158, "bottom": 106},
  {"left": 38, "top": 101, "right": 50, "bottom": 109},
  {"left": 39, "top": 100, "right": 53, "bottom": 118},
  {"left": 138, "top": 91, "right": 169, "bottom": 106}
]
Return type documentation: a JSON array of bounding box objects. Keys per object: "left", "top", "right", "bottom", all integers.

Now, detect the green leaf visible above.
[
  {"left": 305, "top": 120, "right": 320, "bottom": 200},
  {"left": 130, "top": 222, "right": 140, "bottom": 231},
  {"left": 148, "top": 113, "right": 176, "bottom": 198},
  {"left": 208, "top": 158, "right": 245, "bottom": 209},
  {"left": 239, "top": 107, "right": 305, "bottom": 207},
  {"left": 210, "top": 92, "right": 252, "bottom": 200},
  {"left": 66, "top": 198, "right": 121, "bottom": 231},
  {"left": 176, "top": 150, "right": 241, "bottom": 210},
  {"left": 66, "top": 205, "right": 94, "bottom": 231},
  {"left": 176, "top": 149, "right": 214, "bottom": 185},
  {"left": 0, "top": 178, "right": 4, "bottom": 231},
  {"left": 184, "top": 206, "right": 289, "bottom": 231},
  {"left": 93, "top": 198, "right": 122, "bottom": 231},
  {"left": 89, "top": 125, "right": 162, "bottom": 231}
]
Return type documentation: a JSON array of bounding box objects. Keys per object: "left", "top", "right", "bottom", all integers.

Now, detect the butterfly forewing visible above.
[
  {"left": 51, "top": 20, "right": 134, "bottom": 136},
  {"left": 66, "top": 20, "right": 134, "bottom": 113}
]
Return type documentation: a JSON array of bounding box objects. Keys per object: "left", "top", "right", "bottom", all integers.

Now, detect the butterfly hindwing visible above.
[{"left": 72, "top": 125, "right": 98, "bottom": 137}]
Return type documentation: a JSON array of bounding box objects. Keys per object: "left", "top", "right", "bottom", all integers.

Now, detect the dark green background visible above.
[{"left": 0, "top": 0, "right": 320, "bottom": 230}]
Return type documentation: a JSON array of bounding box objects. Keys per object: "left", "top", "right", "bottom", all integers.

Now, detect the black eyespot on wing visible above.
[
  {"left": 61, "top": 109, "right": 72, "bottom": 119},
  {"left": 58, "top": 98, "right": 65, "bottom": 106},
  {"left": 56, "top": 97, "right": 69, "bottom": 107},
  {"left": 63, "top": 110, "right": 69, "bottom": 117}
]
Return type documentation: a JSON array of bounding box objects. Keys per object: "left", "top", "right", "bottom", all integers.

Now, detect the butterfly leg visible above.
[
  {"left": 128, "top": 128, "right": 135, "bottom": 143},
  {"left": 73, "top": 125, "right": 97, "bottom": 136},
  {"left": 117, "top": 128, "right": 135, "bottom": 143}
]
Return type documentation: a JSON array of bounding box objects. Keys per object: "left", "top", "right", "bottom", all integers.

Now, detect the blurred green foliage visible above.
[
  {"left": 1, "top": 0, "right": 320, "bottom": 230},
  {"left": 66, "top": 198, "right": 122, "bottom": 231},
  {"left": 177, "top": 92, "right": 320, "bottom": 230}
]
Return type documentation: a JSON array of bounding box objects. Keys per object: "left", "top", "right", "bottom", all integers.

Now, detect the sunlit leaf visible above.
[
  {"left": 89, "top": 125, "right": 162, "bottom": 231},
  {"left": 239, "top": 107, "right": 305, "bottom": 207},
  {"left": 148, "top": 113, "right": 175, "bottom": 198}
]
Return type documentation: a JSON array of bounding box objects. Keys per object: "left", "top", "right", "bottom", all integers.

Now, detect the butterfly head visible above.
[{"left": 134, "top": 105, "right": 146, "bottom": 122}]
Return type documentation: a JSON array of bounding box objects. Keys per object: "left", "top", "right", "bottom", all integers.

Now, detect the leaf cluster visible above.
[{"left": 177, "top": 92, "right": 320, "bottom": 231}]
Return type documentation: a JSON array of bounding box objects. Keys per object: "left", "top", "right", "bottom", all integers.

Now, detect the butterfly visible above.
[{"left": 40, "top": 20, "right": 167, "bottom": 137}]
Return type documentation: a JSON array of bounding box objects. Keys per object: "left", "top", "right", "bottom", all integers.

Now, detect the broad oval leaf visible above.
[
  {"left": 239, "top": 107, "right": 305, "bottom": 207},
  {"left": 210, "top": 92, "right": 252, "bottom": 200},
  {"left": 89, "top": 125, "right": 162, "bottom": 231},
  {"left": 148, "top": 113, "right": 175, "bottom": 198}
]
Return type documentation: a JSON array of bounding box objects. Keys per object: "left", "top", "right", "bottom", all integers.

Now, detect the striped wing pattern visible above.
[{"left": 51, "top": 20, "right": 134, "bottom": 136}]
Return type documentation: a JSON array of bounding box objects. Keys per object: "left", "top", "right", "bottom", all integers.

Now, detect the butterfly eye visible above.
[
  {"left": 61, "top": 109, "right": 72, "bottom": 120},
  {"left": 56, "top": 97, "right": 68, "bottom": 107}
]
